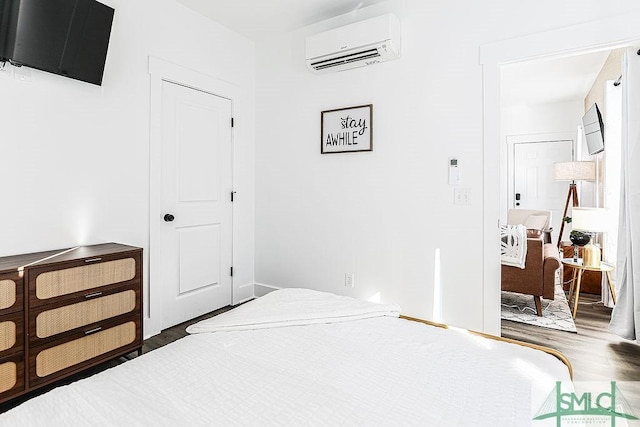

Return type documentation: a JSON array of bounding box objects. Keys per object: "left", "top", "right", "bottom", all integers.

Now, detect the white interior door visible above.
[
  {"left": 514, "top": 140, "right": 573, "bottom": 241},
  {"left": 160, "top": 80, "right": 232, "bottom": 330}
]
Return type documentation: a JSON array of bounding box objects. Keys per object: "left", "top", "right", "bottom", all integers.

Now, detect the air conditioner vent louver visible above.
[
  {"left": 305, "top": 14, "right": 400, "bottom": 73},
  {"left": 310, "top": 49, "right": 381, "bottom": 71}
]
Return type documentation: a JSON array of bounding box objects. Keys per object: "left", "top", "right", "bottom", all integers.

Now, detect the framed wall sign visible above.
[{"left": 321, "top": 104, "right": 373, "bottom": 154}]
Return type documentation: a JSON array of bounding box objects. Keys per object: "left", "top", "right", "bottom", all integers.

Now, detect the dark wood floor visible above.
[
  {"left": 502, "top": 292, "right": 640, "bottom": 382},
  {"left": 140, "top": 305, "right": 233, "bottom": 353},
  {"left": 502, "top": 292, "right": 640, "bottom": 403}
]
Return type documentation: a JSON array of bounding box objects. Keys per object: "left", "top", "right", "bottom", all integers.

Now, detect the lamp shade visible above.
[
  {"left": 571, "top": 207, "right": 608, "bottom": 232},
  {"left": 553, "top": 161, "right": 596, "bottom": 181}
]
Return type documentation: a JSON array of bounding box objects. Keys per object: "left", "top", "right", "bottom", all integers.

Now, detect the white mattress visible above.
[{"left": 1, "top": 289, "right": 570, "bottom": 426}]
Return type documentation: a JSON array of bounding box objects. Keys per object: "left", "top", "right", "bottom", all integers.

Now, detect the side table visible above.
[
  {"left": 560, "top": 242, "right": 602, "bottom": 294},
  {"left": 561, "top": 258, "right": 616, "bottom": 318}
]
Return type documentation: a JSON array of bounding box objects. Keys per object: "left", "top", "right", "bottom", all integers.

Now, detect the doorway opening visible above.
[
  {"left": 480, "top": 12, "right": 640, "bottom": 336},
  {"left": 482, "top": 12, "right": 640, "bottom": 382}
]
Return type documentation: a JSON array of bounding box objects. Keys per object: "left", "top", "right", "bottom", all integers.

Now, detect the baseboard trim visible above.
[{"left": 254, "top": 283, "right": 281, "bottom": 297}]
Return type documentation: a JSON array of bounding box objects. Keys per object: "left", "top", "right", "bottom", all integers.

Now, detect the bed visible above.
[{"left": 0, "top": 288, "right": 571, "bottom": 426}]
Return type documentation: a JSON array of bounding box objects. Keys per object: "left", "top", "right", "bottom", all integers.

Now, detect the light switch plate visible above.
[{"left": 454, "top": 188, "right": 471, "bottom": 205}]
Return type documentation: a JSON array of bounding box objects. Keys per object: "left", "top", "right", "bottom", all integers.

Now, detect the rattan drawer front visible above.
[
  {"left": 0, "top": 355, "right": 23, "bottom": 402},
  {"left": 35, "top": 258, "right": 136, "bottom": 300},
  {"left": 35, "top": 290, "right": 136, "bottom": 339},
  {"left": 0, "top": 361, "right": 17, "bottom": 394},
  {"left": 0, "top": 321, "right": 16, "bottom": 352},
  {"left": 0, "top": 280, "right": 16, "bottom": 311},
  {"left": 35, "top": 321, "right": 136, "bottom": 378}
]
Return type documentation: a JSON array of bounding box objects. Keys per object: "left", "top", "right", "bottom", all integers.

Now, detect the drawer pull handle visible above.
[
  {"left": 84, "top": 327, "right": 102, "bottom": 335},
  {"left": 85, "top": 257, "right": 102, "bottom": 263},
  {"left": 84, "top": 292, "right": 103, "bottom": 299}
]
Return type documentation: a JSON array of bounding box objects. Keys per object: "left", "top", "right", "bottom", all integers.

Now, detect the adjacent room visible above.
[
  {"left": 499, "top": 47, "right": 640, "bottom": 385},
  {"left": 1, "top": 0, "right": 639, "bottom": 423}
]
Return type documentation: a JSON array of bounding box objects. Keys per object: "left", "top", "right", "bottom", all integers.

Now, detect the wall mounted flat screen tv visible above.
[
  {"left": 0, "top": 0, "right": 114, "bottom": 85},
  {"left": 582, "top": 103, "right": 605, "bottom": 155}
]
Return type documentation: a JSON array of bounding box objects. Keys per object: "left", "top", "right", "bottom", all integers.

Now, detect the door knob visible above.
[{"left": 163, "top": 214, "right": 175, "bottom": 222}]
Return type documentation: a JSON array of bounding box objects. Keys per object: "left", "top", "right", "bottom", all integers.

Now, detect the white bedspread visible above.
[
  {"left": 1, "top": 289, "right": 570, "bottom": 426},
  {"left": 186, "top": 287, "right": 401, "bottom": 333}
]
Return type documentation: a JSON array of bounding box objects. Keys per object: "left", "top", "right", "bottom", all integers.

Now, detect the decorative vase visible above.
[{"left": 583, "top": 242, "right": 602, "bottom": 268}]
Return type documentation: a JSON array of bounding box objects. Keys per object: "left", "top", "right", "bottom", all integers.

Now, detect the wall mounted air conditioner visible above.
[{"left": 305, "top": 13, "right": 401, "bottom": 73}]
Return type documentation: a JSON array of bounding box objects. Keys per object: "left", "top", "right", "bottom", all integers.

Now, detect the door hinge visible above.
[
  {"left": 231, "top": 117, "right": 235, "bottom": 128},
  {"left": 231, "top": 191, "right": 236, "bottom": 202},
  {"left": 230, "top": 266, "right": 233, "bottom": 277}
]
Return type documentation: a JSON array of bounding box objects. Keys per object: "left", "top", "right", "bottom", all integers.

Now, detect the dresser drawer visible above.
[
  {"left": 30, "top": 286, "right": 140, "bottom": 342},
  {"left": 0, "top": 313, "right": 23, "bottom": 357},
  {"left": 0, "top": 273, "right": 23, "bottom": 315},
  {"left": 0, "top": 244, "right": 143, "bottom": 403},
  {"left": 29, "top": 253, "right": 140, "bottom": 307},
  {"left": 0, "top": 354, "right": 24, "bottom": 403},
  {"left": 29, "top": 317, "right": 141, "bottom": 387}
]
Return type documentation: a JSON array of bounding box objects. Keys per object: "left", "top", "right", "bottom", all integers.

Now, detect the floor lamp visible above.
[{"left": 553, "top": 161, "right": 596, "bottom": 249}]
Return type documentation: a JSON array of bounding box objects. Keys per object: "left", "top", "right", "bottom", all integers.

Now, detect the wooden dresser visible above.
[{"left": 0, "top": 243, "right": 142, "bottom": 404}]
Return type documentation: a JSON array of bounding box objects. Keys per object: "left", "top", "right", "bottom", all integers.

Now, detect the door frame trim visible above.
[
  {"left": 147, "top": 56, "right": 239, "bottom": 337},
  {"left": 481, "top": 11, "right": 640, "bottom": 335}
]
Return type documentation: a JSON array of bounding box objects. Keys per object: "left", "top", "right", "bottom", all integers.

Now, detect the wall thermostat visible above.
[{"left": 448, "top": 157, "right": 459, "bottom": 185}]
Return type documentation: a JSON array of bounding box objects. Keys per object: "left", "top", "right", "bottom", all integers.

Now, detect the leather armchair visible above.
[{"left": 502, "top": 235, "right": 561, "bottom": 316}]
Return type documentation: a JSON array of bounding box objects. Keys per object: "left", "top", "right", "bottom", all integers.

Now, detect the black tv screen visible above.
[
  {"left": 582, "top": 103, "right": 605, "bottom": 155},
  {"left": 0, "top": 0, "right": 114, "bottom": 85}
]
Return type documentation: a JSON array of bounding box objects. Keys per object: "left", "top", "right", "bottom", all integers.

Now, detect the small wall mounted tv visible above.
[
  {"left": 0, "top": 0, "right": 114, "bottom": 86},
  {"left": 582, "top": 103, "right": 605, "bottom": 155}
]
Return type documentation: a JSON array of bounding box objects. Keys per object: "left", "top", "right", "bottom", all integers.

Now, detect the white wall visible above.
[
  {"left": 254, "top": 0, "right": 640, "bottom": 330},
  {"left": 0, "top": 0, "right": 256, "bottom": 328},
  {"left": 3, "top": 0, "right": 639, "bottom": 334},
  {"left": 502, "top": 101, "right": 584, "bottom": 138}
]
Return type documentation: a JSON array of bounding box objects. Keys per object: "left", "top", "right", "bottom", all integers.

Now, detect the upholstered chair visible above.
[{"left": 501, "top": 209, "right": 561, "bottom": 316}]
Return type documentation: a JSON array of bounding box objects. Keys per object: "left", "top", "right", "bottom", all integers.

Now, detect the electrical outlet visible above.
[
  {"left": 14, "top": 66, "right": 32, "bottom": 82},
  {"left": 345, "top": 273, "right": 355, "bottom": 288}
]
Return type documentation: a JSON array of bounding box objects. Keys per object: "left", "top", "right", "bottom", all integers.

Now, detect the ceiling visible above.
[
  {"left": 501, "top": 50, "right": 611, "bottom": 107},
  {"left": 175, "top": 0, "right": 387, "bottom": 40},
  {"left": 176, "top": 0, "right": 611, "bottom": 108}
]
